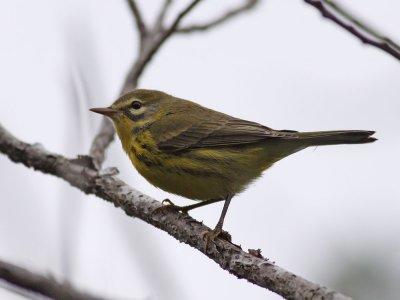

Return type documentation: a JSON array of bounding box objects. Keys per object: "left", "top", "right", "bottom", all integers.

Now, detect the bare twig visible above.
[
  {"left": 89, "top": 118, "right": 115, "bottom": 169},
  {"left": 323, "top": 0, "right": 400, "bottom": 52},
  {"left": 0, "top": 123, "right": 352, "bottom": 300},
  {"left": 0, "top": 259, "right": 102, "bottom": 300},
  {"left": 177, "top": 0, "right": 259, "bottom": 33},
  {"left": 304, "top": 0, "right": 400, "bottom": 61},
  {"left": 154, "top": 0, "right": 173, "bottom": 31},
  {"left": 122, "top": 0, "right": 203, "bottom": 93},
  {"left": 127, "top": 0, "right": 147, "bottom": 41},
  {"left": 160, "top": 0, "right": 203, "bottom": 41}
]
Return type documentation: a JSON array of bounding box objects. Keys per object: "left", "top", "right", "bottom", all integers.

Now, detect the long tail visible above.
[{"left": 295, "top": 130, "right": 376, "bottom": 146}]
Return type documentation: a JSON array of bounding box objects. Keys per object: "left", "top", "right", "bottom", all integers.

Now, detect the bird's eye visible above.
[{"left": 131, "top": 101, "right": 142, "bottom": 110}]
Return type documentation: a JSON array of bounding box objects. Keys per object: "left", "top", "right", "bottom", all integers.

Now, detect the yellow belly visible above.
[{"left": 126, "top": 140, "right": 274, "bottom": 200}]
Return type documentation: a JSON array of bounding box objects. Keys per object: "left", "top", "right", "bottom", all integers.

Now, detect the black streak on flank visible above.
[
  {"left": 130, "top": 146, "right": 162, "bottom": 167},
  {"left": 130, "top": 145, "right": 220, "bottom": 177},
  {"left": 136, "top": 136, "right": 155, "bottom": 154},
  {"left": 179, "top": 167, "right": 225, "bottom": 178}
]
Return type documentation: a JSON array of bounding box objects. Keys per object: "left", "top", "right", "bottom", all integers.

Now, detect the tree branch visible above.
[
  {"left": 127, "top": 0, "right": 147, "bottom": 41},
  {"left": 323, "top": 0, "right": 400, "bottom": 52},
  {"left": 160, "top": 0, "right": 202, "bottom": 41},
  {"left": 154, "top": 0, "right": 173, "bottom": 31},
  {"left": 89, "top": 118, "right": 115, "bottom": 169},
  {"left": 0, "top": 259, "right": 102, "bottom": 300},
  {"left": 304, "top": 0, "right": 400, "bottom": 61},
  {"left": 0, "top": 123, "right": 352, "bottom": 300},
  {"left": 177, "top": 0, "right": 259, "bottom": 33},
  {"left": 121, "top": 0, "right": 203, "bottom": 93}
]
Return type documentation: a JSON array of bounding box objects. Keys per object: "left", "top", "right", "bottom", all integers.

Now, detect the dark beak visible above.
[{"left": 90, "top": 107, "right": 118, "bottom": 118}]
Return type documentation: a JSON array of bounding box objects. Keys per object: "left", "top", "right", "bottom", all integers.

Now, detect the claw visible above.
[
  {"left": 202, "top": 227, "right": 232, "bottom": 251},
  {"left": 202, "top": 227, "right": 222, "bottom": 251},
  {"left": 151, "top": 199, "right": 183, "bottom": 217},
  {"left": 161, "top": 198, "right": 175, "bottom": 207}
]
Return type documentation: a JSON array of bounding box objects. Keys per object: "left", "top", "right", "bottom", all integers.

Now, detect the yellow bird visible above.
[{"left": 91, "top": 89, "right": 376, "bottom": 242}]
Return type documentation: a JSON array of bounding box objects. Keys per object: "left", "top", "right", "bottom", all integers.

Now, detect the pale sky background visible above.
[{"left": 0, "top": 0, "right": 399, "bottom": 299}]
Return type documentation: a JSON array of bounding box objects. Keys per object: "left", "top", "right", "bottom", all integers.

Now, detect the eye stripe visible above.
[{"left": 123, "top": 109, "right": 145, "bottom": 121}]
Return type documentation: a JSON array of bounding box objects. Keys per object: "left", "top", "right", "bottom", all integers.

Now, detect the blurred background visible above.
[{"left": 0, "top": 0, "right": 399, "bottom": 299}]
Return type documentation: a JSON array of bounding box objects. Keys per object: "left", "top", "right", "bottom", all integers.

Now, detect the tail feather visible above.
[{"left": 295, "top": 130, "right": 377, "bottom": 146}]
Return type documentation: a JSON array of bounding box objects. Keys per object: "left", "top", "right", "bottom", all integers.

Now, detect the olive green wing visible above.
[{"left": 150, "top": 107, "right": 293, "bottom": 152}]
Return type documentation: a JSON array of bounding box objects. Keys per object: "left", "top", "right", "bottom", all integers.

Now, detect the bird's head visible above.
[{"left": 90, "top": 89, "right": 172, "bottom": 136}]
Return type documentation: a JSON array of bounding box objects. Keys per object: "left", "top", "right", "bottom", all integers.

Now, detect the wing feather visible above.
[{"left": 149, "top": 100, "right": 298, "bottom": 152}]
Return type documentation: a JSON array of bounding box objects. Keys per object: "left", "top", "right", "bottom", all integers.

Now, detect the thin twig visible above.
[
  {"left": 0, "top": 259, "right": 103, "bottom": 300},
  {"left": 160, "top": 0, "right": 202, "bottom": 41},
  {"left": 304, "top": 0, "right": 400, "bottom": 61},
  {"left": 323, "top": 0, "right": 400, "bottom": 52},
  {"left": 177, "top": 0, "right": 259, "bottom": 33},
  {"left": 121, "top": 0, "right": 204, "bottom": 91},
  {"left": 89, "top": 118, "right": 115, "bottom": 169},
  {"left": 0, "top": 123, "right": 352, "bottom": 300},
  {"left": 124, "top": 1, "right": 204, "bottom": 91},
  {"left": 154, "top": 0, "right": 173, "bottom": 31},
  {"left": 127, "top": 0, "right": 147, "bottom": 41}
]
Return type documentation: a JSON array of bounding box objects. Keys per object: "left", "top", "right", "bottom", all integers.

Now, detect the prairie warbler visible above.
[{"left": 91, "top": 89, "right": 376, "bottom": 242}]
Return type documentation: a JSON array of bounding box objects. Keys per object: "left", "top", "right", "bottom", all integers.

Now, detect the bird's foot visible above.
[
  {"left": 202, "top": 227, "right": 232, "bottom": 251},
  {"left": 151, "top": 199, "right": 189, "bottom": 216}
]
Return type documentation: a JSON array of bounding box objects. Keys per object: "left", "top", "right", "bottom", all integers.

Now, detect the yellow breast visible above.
[
  {"left": 126, "top": 131, "right": 226, "bottom": 200},
  {"left": 118, "top": 128, "right": 274, "bottom": 201}
]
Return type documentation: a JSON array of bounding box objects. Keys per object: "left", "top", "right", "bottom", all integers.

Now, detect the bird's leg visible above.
[
  {"left": 152, "top": 198, "right": 224, "bottom": 215},
  {"left": 178, "top": 198, "right": 225, "bottom": 214},
  {"left": 203, "top": 195, "right": 233, "bottom": 249}
]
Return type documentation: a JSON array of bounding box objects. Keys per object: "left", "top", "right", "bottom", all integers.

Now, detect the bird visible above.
[{"left": 90, "top": 89, "right": 376, "bottom": 244}]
